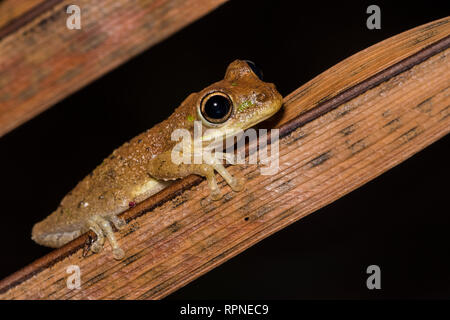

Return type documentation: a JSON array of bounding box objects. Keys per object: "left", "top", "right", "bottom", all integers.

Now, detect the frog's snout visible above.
[{"left": 265, "top": 83, "right": 283, "bottom": 110}]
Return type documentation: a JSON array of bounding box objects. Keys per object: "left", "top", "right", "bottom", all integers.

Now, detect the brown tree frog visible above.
[{"left": 32, "top": 60, "right": 283, "bottom": 260}]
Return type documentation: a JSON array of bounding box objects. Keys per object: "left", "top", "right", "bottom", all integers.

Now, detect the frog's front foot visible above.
[
  {"left": 229, "top": 176, "right": 245, "bottom": 192},
  {"left": 87, "top": 215, "right": 125, "bottom": 260},
  {"left": 202, "top": 165, "right": 223, "bottom": 200},
  {"left": 213, "top": 163, "right": 246, "bottom": 194},
  {"left": 210, "top": 187, "right": 223, "bottom": 201},
  {"left": 201, "top": 163, "right": 246, "bottom": 200}
]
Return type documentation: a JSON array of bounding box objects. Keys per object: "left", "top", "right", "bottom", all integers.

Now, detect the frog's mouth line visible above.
[{"left": 245, "top": 112, "right": 276, "bottom": 129}]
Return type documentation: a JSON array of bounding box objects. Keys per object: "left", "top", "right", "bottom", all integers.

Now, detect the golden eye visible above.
[{"left": 200, "top": 92, "right": 233, "bottom": 124}]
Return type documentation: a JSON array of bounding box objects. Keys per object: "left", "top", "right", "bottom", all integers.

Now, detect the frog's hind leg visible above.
[
  {"left": 87, "top": 215, "right": 125, "bottom": 260},
  {"left": 87, "top": 219, "right": 105, "bottom": 253},
  {"left": 110, "top": 215, "right": 126, "bottom": 230}
]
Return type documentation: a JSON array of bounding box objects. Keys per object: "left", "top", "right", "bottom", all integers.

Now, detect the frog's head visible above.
[{"left": 196, "top": 60, "right": 283, "bottom": 135}]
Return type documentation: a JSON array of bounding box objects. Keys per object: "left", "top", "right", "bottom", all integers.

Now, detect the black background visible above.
[{"left": 0, "top": 0, "right": 449, "bottom": 299}]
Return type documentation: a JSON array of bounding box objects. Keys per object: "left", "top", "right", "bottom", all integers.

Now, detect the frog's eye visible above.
[
  {"left": 244, "top": 60, "right": 263, "bottom": 80},
  {"left": 200, "top": 92, "right": 233, "bottom": 124}
]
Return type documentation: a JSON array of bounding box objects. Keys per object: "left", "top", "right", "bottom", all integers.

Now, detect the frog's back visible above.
[{"left": 32, "top": 93, "right": 198, "bottom": 247}]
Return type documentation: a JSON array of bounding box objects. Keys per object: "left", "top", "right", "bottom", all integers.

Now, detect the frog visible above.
[{"left": 31, "top": 60, "right": 283, "bottom": 260}]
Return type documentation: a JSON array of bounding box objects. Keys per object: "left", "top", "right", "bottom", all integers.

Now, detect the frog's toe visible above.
[
  {"left": 212, "top": 163, "right": 245, "bottom": 193},
  {"left": 113, "top": 248, "right": 125, "bottom": 260},
  {"left": 230, "top": 177, "right": 245, "bottom": 192},
  {"left": 210, "top": 189, "right": 223, "bottom": 201},
  {"left": 91, "top": 241, "right": 103, "bottom": 253}
]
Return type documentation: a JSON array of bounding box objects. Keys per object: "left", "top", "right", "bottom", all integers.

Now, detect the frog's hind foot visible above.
[
  {"left": 87, "top": 215, "right": 125, "bottom": 260},
  {"left": 87, "top": 220, "right": 104, "bottom": 253}
]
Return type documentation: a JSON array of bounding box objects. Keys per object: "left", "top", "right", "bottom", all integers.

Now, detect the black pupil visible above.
[{"left": 203, "top": 95, "right": 231, "bottom": 120}]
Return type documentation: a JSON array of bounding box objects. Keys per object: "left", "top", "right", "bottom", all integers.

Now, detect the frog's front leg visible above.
[
  {"left": 197, "top": 164, "right": 222, "bottom": 200},
  {"left": 186, "top": 162, "right": 245, "bottom": 200},
  {"left": 196, "top": 162, "right": 245, "bottom": 200},
  {"left": 149, "top": 151, "right": 245, "bottom": 200},
  {"left": 87, "top": 215, "right": 125, "bottom": 260},
  {"left": 211, "top": 162, "right": 244, "bottom": 192}
]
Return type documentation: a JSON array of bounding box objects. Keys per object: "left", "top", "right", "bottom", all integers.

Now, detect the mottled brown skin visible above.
[{"left": 32, "top": 60, "right": 283, "bottom": 259}]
